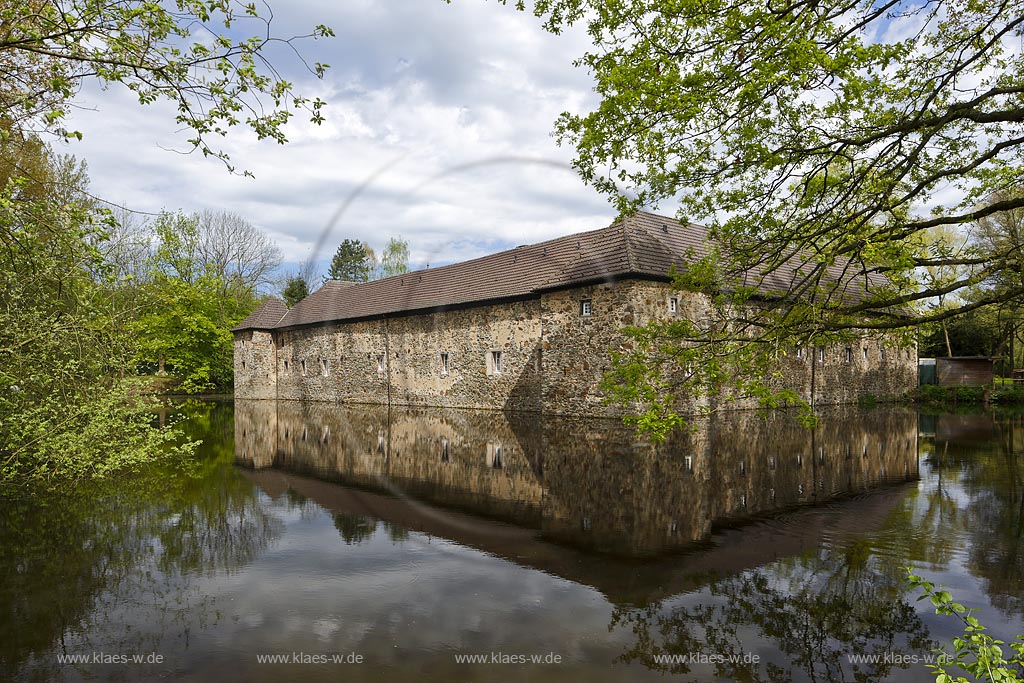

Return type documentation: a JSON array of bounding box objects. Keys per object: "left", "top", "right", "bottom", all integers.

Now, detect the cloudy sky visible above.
[{"left": 63, "top": 0, "right": 621, "bottom": 280}]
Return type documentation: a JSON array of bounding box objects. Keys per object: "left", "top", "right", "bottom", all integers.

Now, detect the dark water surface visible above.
[{"left": 2, "top": 401, "right": 1023, "bottom": 682}]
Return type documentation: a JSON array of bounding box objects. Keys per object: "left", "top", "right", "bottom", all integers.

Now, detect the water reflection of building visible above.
[{"left": 236, "top": 401, "right": 919, "bottom": 557}]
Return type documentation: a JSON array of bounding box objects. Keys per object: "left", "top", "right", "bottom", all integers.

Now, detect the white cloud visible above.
[{"left": 62, "top": 0, "right": 613, "bottom": 277}]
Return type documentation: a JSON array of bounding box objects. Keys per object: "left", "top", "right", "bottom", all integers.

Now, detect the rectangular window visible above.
[
  {"left": 669, "top": 297, "right": 678, "bottom": 313},
  {"left": 795, "top": 347, "right": 804, "bottom": 359},
  {"left": 301, "top": 359, "right": 307, "bottom": 375},
  {"left": 376, "top": 354, "right": 385, "bottom": 374},
  {"left": 439, "top": 352, "right": 449, "bottom": 376},
  {"left": 845, "top": 347, "right": 852, "bottom": 363},
  {"left": 862, "top": 347, "right": 868, "bottom": 361},
  {"left": 283, "top": 359, "right": 289, "bottom": 373},
  {"left": 321, "top": 358, "right": 330, "bottom": 376},
  {"left": 487, "top": 350, "right": 503, "bottom": 375},
  {"left": 580, "top": 299, "right": 592, "bottom": 317},
  {"left": 241, "top": 360, "right": 247, "bottom": 371},
  {"left": 881, "top": 347, "right": 887, "bottom": 360},
  {"left": 817, "top": 347, "right": 825, "bottom": 363}
]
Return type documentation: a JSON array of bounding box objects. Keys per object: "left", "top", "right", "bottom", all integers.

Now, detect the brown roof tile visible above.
[
  {"left": 232, "top": 297, "right": 289, "bottom": 331},
  {"left": 266, "top": 212, "right": 886, "bottom": 331}
]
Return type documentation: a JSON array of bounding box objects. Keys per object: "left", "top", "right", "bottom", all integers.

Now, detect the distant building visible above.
[
  {"left": 232, "top": 212, "right": 917, "bottom": 416},
  {"left": 935, "top": 357, "right": 996, "bottom": 387}
]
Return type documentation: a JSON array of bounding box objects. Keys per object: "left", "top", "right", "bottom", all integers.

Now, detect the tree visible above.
[
  {"left": 327, "top": 239, "right": 373, "bottom": 282},
  {"left": 128, "top": 210, "right": 264, "bottom": 390},
  {"left": 378, "top": 236, "right": 410, "bottom": 279},
  {"left": 281, "top": 275, "right": 310, "bottom": 307},
  {"left": 0, "top": 0, "right": 333, "bottom": 171},
  {"left": 517, "top": 0, "right": 1024, "bottom": 434},
  {"left": 195, "top": 210, "right": 282, "bottom": 297},
  {"left": 0, "top": 134, "right": 187, "bottom": 483}
]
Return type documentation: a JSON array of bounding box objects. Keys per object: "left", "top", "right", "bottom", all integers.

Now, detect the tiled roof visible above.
[
  {"left": 232, "top": 297, "right": 289, "bottom": 331},
  {"left": 260, "top": 212, "right": 883, "bottom": 331}
]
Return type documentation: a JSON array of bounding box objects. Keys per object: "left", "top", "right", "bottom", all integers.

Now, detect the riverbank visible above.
[{"left": 916, "top": 383, "right": 1024, "bottom": 406}]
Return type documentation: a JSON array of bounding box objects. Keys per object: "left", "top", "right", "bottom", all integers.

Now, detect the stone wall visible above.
[
  {"left": 233, "top": 278, "right": 918, "bottom": 414},
  {"left": 234, "top": 330, "right": 277, "bottom": 400},
  {"left": 261, "top": 300, "right": 543, "bottom": 410}
]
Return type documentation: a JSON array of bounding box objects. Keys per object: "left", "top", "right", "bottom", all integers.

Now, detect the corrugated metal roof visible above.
[{"left": 232, "top": 297, "right": 289, "bottom": 331}]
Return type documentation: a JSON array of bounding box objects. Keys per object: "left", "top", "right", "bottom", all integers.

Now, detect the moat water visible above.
[{"left": 2, "top": 401, "right": 1023, "bottom": 682}]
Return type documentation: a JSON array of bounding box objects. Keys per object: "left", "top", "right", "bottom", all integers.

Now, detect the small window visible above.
[
  {"left": 684, "top": 455, "right": 693, "bottom": 472},
  {"left": 301, "top": 359, "right": 307, "bottom": 375},
  {"left": 862, "top": 347, "right": 868, "bottom": 361},
  {"left": 376, "top": 354, "right": 385, "bottom": 374},
  {"left": 283, "top": 359, "right": 289, "bottom": 373},
  {"left": 795, "top": 347, "right": 804, "bottom": 359},
  {"left": 881, "top": 347, "right": 887, "bottom": 360},
  {"left": 669, "top": 297, "right": 678, "bottom": 314},
  {"left": 487, "top": 442, "right": 503, "bottom": 469},
  {"left": 817, "top": 347, "right": 825, "bottom": 362},
  {"left": 580, "top": 299, "right": 592, "bottom": 317},
  {"left": 487, "top": 350, "right": 503, "bottom": 375},
  {"left": 321, "top": 358, "right": 330, "bottom": 376},
  {"left": 439, "top": 352, "right": 449, "bottom": 376},
  {"left": 241, "top": 360, "right": 247, "bottom": 371},
  {"left": 441, "top": 438, "right": 450, "bottom": 464},
  {"left": 845, "top": 347, "right": 852, "bottom": 364}
]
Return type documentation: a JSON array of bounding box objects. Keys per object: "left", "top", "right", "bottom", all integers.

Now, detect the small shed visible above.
[
  {"left": 935, "top": 357, "right": 996, "bottom": 387},
  {"left": 918, "top": 358, "right": 936, "bottom": 385}
]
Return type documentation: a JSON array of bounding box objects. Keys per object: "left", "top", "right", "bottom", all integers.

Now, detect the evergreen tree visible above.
[
  {"left": 327, "top": 239, "right": 373, "bottom": 282},
  {"left": 281, "top": 276, "right": 310, "bottom": 307}
]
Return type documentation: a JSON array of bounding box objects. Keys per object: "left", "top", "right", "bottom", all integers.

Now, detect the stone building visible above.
[{"left": 232, "top": 212, "right": 917, "bottom": 416}]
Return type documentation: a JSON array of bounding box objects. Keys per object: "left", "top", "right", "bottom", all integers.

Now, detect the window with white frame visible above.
[
  {"left": 580, "top": 299, "right": 592, "bottom": 317},
  {"left": 817, "top": 347, "right": 825, "bottom": 362},
  {"left": 487, "top": 350, "right": 503, "bottom": 375},
  {"left": 669, "top": 297, "right": 678, "bottom": 313}
]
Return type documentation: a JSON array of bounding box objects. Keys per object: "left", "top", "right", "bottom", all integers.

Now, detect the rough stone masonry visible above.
[{"left": 232, "top": 212, "right": 917, "bottom": 416}]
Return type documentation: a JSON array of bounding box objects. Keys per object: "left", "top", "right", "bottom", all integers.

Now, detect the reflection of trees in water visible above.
[
  {"left": 332, "top": 513, "right": 409, "bottom": 545},
  {"left": 959, "top": 413, "right": 1024, "bottom": 617},
  {"left": 334, "top": 513, "right": 378, "bottom": 544},
  {"left": 0, "top": 402, "right": 282, "bottom": 681},
  {"left": 612, "top": 549, "right": 931, "bottom": 682}
]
